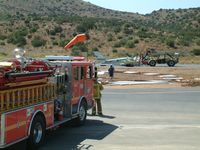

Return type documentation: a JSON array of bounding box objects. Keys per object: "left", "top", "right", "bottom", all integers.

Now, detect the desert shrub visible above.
[
  {"left": 0, "top": 14, "right": 11, "bottom": 21},
  {"left": 92, "top": 47, "right": 99, "bottom": 51},
  {"left": 137, "top": 31, "right": 149, "bottom": 38},
  {"left": 7, "top": 27, "right": 28, "bottom": 46},
  {"left": 112, "top": 49, "right": 118, "bottom": 53},
  {"left": 59, "top": 39, "right": 70, "bottom": 47},
  {"left": 113, "top": 39, "right": 126, "bottom": 48},
  {"left": 27, "top": 34, "right": 32, "bottom": 39},
  {"left": 71, "top": 49, "right": 81, "bottom": 56},
  {"left": 60, "top": 34, "right": 66, "bottom": 38},
  {"left": 192, "top": 49, "right": 200, "bottom": 56},
  {"left": 125, "top": 40, "right": 135, "bottom": 48},
  {"left": 49, "top": 30, "right": 56, "bottom": 36},
  {"left": 48, "top": 26, "right": 62, "bottom": 36},
  {"left": 113, "top": 42, "right": 121, "bottom": 48},
  {"left": 166, "top": 39, "right": 175, "bottom": 48},
  {"left": 107, "top": 33, "right": 113, "bottom": 41},
  {"left": 54, "top": 26, "right": 62, "bottom": 33},
  {"left": 196, "top": 39, "right": 200, "bottom": 46},
  {"left": 7, "top": 34, "right": 27, "bottom": 46},
  {"left": 0, "top": 42, "right": 5, "bottom": 45},
  {"left": 16, "top": 27, "right": 28, "bottom": 37},
  {"left": 179, "top": 39, "right": 190, "bottom": 46},
  {"left": 0, "top": 34, "right": 7, "bottom": 40},
  {"left": 117, "top": 35, "right": 123, "bottom": 39},
  {"left": 113, "top": 26, "right": 121, "bottom": 33},
  {"left": 30, "top": 27, "right": 37, "bottom": 33},
  {"left": 134, "top": 39, "right": 139, "bottom": 44},
  {"left": 76, "top": 19, "right": 96, "bottom": 33},
  {"left": 16, "top": 36, "right": 26, "bottom": 47},
  {"left": 52, "top": 41, "right": 58, "bottom": 46},
  {"left": 31, "top": 36, "right": 46, "bottom": 47},
  {"left": 123, "top": 24, "right": 133, "bottom": 35},
  {"left": 0, "top": 52, "right": 7, "bottom": 56},
  {"left": 70, "top": 43, "right": 88, "bottom": 54}
]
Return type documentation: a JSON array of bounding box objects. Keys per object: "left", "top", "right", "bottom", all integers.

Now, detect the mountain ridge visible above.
[
  {"left": 0, "top": 0, "right": 200, "bottom": 61},
  {"left": 0, "top": 0, "right": 143, "bottom": 20}
]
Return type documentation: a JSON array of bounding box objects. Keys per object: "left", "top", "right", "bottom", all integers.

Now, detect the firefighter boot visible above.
[
  {"left": 97, "top": 99, "right": 103, "bottom": 116},
  {"left": 92, "top": 105, "right": 96, "bottom": 115}
]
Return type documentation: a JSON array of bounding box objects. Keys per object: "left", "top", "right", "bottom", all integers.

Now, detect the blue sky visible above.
[{"left": 83, "top": 0, "right": 200, "bottom": 14}]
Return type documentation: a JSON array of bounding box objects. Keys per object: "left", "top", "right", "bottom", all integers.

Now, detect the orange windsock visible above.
[{"left": 64, "top": 34, "right": 88, "bottom": 49}]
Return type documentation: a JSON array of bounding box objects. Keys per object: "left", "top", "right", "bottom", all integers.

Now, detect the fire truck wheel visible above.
[
  {"left": 27, "top": 115, "right": 46, "bottom": 150},
  {"left": 74, "top": 101, "right": 87, "bottom": 126}
]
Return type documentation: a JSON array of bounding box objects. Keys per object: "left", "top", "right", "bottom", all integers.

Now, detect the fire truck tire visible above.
[
  {"left": 74, "top": 101, "right": 87, "bottom": 126},
  {"left": 27, "top": 115, "right": 46, "bottom": 150}
]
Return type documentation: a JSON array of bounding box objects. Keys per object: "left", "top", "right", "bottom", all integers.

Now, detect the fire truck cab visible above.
[
  {"left": 0, "top": 53, "right": 95, "bottom": 149},
  {"left": 50, "top": 59, "right": 94, "bottom": 122}
]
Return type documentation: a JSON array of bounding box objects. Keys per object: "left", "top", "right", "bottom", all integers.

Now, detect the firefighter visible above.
[{"left": 92, "top": 77, "right": 104, "bottom": 116}]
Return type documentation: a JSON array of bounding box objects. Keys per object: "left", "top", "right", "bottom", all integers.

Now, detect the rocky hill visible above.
[
  {"left": 0, "top": 0, "right": 142, "bottom": 20},
  {"left": 0, "top": 0, "right": 200, "bottom": 62}
]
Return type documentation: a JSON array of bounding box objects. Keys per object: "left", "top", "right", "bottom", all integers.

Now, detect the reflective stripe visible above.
[
  {"left": 5, "top": 121, "right": 27, "bottom": 132},
  {"left": 1, "top": 114, "right": 5, "bottom": 146}
]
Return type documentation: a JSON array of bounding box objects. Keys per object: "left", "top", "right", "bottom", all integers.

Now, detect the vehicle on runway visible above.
[{"left": 142, "top": 49, "right": 179, "bottom": 67}]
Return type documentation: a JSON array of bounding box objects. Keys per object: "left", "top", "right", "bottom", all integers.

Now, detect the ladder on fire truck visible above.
[{"left": 0, "top": 83, "right": 56, "bottom": 112}]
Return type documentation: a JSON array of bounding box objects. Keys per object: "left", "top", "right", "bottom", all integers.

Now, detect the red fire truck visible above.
[{"left": 0, "top": 48, "right": 95, "bottom": 149}]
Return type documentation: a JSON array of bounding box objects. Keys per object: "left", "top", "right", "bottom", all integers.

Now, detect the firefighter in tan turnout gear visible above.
[{"left": 92, "top": 67, "right": 104, "bottom": 116}]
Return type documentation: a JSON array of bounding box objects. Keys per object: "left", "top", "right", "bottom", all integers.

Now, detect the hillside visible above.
[
  {"left": 0, "top": 0, "right": 200, "bottom": 62},
  {"left": 0, "top": 0, "right": 142, "bottom": 20}
]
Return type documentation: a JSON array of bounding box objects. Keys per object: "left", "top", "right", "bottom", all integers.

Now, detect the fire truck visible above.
[{"left": 0, "top": 44, "right": 95, "bottom": 148}]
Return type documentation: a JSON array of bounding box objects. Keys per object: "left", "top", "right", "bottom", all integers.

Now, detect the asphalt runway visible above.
[{"left": 5, "top": 87, "right": 200, "bottom": 150}]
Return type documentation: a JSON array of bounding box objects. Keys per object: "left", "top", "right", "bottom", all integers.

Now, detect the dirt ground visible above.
[{"left": 98, "top": 65, "right": 200, "bottom": 88}]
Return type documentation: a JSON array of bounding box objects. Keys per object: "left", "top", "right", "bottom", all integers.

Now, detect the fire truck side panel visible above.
[
  {"left": 31, "top": 102, "right": 54, "bottom": 128},
  {"left": 5, "top": 111, "right": 18, "bottom": 144},
  {"left": 43, "top": 102, "right": 54, "bottom": 127},
  {"left": 85, "top": 78, "right": 94, "bottom": 108},
  {"left": 0, "top": 114, "right": 6, "bottom": 146},
  {"left": 71, "top": 64, "right": 93, "bottom": 114},
  {"left": 85, "top": 65, "right": 94, "bottom": 108},
  {"left": 72, "top": 66, "right": 80, "bottom": 100},
  {"left": 2, "top": 101, "right": 54, "bottom": 146},
  {"left": 16, "top": 110, "right": 27, "bottom": 140},
  {"left": 71, "top": 65, "right": 80, "bottom": 114}
]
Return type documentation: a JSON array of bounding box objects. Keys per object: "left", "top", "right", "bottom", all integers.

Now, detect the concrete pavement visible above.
[{"left": 6, "top": 87, "right": 200, "bottom": 150}]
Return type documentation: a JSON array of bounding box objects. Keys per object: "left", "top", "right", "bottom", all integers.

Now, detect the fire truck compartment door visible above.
[
  {"left": 5, "top": 109, "right": 27, "bottom": 144},
  {"left": 72, "top": 66, "right": 84, "bottom": 114}
]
